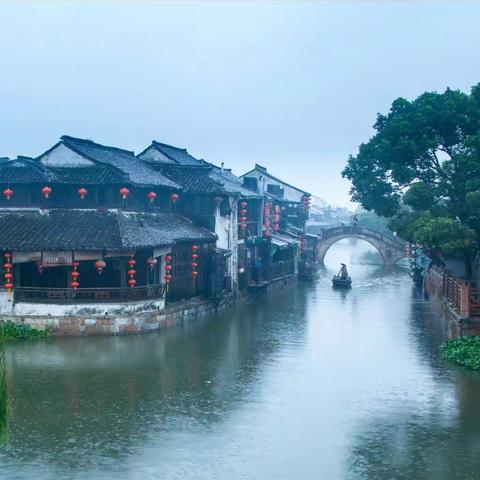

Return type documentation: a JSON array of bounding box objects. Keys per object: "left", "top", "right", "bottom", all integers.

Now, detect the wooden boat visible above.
[{"left": 332, "top": 275, "right": 352, "bottom": 288}]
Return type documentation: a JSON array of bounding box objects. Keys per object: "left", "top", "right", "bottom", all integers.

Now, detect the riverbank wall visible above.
[
  {"left": 1, "top": 274, "right": 297, "bottom": 336},
  {"left": 424, "top": 266, "right": 480, "bottom": 337}
]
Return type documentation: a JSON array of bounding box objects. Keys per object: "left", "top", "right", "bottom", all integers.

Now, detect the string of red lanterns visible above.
[
  {"left": 4, "top": 252, "right": 13, "bottom": 293},
  {"left": 127, "top": 253, "right": 136, "bottom": 287},
  {"left": 239, "top": 200, "right": 248, "bottom": 234},
  {"left": 191, "top": 244, "right": 200, "bottom": 279},
  {"left": 273, "top": 204, "right": 281, "bottom": 233},
  {"left": 71, "top": 261, "right": 80, "bottom": 289},
  {"left": 164, "top": 254, "right": 173, "bottom": 289},
  {"left": 263, "top": 201, "right": 273, "bottom": 237}
]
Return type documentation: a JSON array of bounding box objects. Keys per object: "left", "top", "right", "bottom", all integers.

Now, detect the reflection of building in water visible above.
[
  {"left": 1, "top": 286, "right": 308, "bottom": 470},
  {"left": 0, "top": 346, "right": 8, "bottom": 443}
]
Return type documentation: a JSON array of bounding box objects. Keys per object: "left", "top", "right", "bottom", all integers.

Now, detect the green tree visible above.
[{"left": 343, "top": 84, "right": 480, "bottom": 261}]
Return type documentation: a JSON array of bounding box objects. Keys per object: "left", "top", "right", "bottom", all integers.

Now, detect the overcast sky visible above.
[{"left": 0, "top": 1, "right": 479, "bottom": 206}]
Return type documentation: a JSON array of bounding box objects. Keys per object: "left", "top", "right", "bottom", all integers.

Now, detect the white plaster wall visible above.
[
  {"left": 3, "top": 297, "right": 166, "bottom": 317},
  {"left": 137, "top": 146, "right": 175, "bottom": 164},
  {"left": 213, "top": 196, "right": 238, "bottom": 295},
  {"left": 39, "top": 143, "right": 96, "bottom": 167}
]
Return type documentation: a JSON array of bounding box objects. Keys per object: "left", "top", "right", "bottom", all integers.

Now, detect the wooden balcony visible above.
[{"left": 13, "top": 284, "right": 166, "bottom": 304}]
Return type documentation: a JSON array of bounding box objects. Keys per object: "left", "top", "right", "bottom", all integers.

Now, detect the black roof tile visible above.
[
  {"left": 59, "top": 136, "right": 181, "bottom": 189},
  {"left": 0, "top": 209, "right": 215, "bottom": 251}
]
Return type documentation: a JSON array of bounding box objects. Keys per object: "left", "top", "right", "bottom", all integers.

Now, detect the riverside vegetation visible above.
[
  {"left": 441, "top": 337, "right": 480, "bottom": 370},
  {"left": 0, "top": 320, "right": 50, "bottom": 342}
]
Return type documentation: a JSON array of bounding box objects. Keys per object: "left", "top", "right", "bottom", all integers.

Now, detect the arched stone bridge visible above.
[{"left": 317, "top": 225, "right": 406, "bottom": 266}]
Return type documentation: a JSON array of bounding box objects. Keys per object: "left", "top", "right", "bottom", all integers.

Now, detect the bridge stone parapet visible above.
[{"left": 316, "top": 225, "right": 406, "bottom": 266}]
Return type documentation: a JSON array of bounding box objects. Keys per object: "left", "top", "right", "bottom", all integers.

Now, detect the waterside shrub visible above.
[
  {"left": 0, "top": 320, "right": 51, "bottom": 342},
  {"left": 441, "top": 337, "right": 480, "bottom": 370}
]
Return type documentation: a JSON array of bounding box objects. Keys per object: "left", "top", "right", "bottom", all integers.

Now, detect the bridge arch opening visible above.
[{"left": 322, "top": 237, "right": 385, "bottom": 268}]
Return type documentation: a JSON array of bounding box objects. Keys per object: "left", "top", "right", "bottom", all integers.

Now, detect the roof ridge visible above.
[
  {"left": 61, "top": 135, "right": 135, "bottom": 156},
  {"left": 152, "top": 140, "right": 188, "bottom": 152}
]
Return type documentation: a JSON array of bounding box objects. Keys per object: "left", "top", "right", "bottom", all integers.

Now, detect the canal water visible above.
[{"left": 1, "top": 239, "right": 480, "bottom": 479}]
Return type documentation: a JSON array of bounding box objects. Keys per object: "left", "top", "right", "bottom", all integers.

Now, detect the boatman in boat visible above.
[{"left": 338, "top": 263, "right": 349, "bottom": 279}]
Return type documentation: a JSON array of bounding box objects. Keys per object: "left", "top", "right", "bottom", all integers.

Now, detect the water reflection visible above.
[{"left": 0, "top": 286, "right": 309, "bottom": 476}]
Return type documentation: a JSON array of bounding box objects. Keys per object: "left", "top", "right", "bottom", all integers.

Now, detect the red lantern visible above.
[
  {"left": 273, "top": 214, "right": 280, "bottom": 223},
  {"left": 4, "top": 272, "right": 12, "bottom": 280},
  {"left": 264, "top": 209, "right": 271, "bottom": 218},
  {"left": 41, "top": 186, "right": 52, "bottom": 198},
  {"left": 3, "top": 188, "right": 13, "bottom": 200},
  {"left": 192, "top": 244, "right": 200, "bottom": 251},
  {"left": 71, "top": 281, "right": 80, "bottom": 289},
  {"left": 240, "top": 216, "right": 247, "bottom": 223},
  {"left": 128, "top": 269, "right": 136, "bottom": 277},
  {"left": 240, "top": 201, "right": 247, "bottom": 208},
  {"left": 164, "top": 274, "right": 172, "bottom": 282},
  {"left": 72, "top": 261, "right": 80, "bottom": 268},
  {"left": 119, "top": 187, "right": 130, "bottom": 199},
  {"left": 78, "top": 187, "right": 88, "bottom": 199},
  {"left": 264, "top": 219, "right": 271, "bottom": 229},
  {"left": 165, "top": 264, "right": 172, "bottom": 271},
  {"left": 128, "top": 258, "right": 136, "bottom": 267},
  {"left": 191, "top": 262, "right": 198, "bottom": 268},
  {"left": 147, "top": 257, "right": 158, "bottom": 270},
  {"left": 5, "top": 282, "right": 13, "bottom": 290},
  {"left": 240, "top": 209, "right": 247, "bottom": 216},
  {"left": 95, "top": 259, "right": 106, "bottom": 274},
  {"left": 128, "top": 278, "right": 137, "bottom": 287},
  {"left": 4, "top": 262, "right": 12, "bottom": 271},
  {"left": 147, "top": 191, "right": 157, "bottom": 203},
  {"left": 240, "top": 223, "right": 247, "bottom": 229},
  {"left": 170, "top": 193, "right": 179, "bottom": 203},
  {"left": 165, "top": 255, "right": 172, "bottom": 262},
  {"left": 71, "top": 271, "right": 80, "bottom": 279},
  {"left": 274, "top": 205, "right": 281, "bottom": 213},
  {"left": 191, "top": 270, "right": 199, "bottom": 278},
  {"left": 191, "top": 253, "right": 199, "bottom": 260}
]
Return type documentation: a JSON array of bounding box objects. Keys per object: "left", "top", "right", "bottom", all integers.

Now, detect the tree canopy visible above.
[{"left": 342, "top": 84, "right": 480, "bottom": 259}]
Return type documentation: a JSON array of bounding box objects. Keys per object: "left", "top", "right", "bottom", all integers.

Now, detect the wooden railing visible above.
[{"left": 13, "top": 284, "right": 166, "bottom": 304}]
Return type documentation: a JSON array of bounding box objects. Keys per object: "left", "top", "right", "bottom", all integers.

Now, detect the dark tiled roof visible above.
[
  {"left": 0, "top": 209, "right": 122, "bottom": 250},
  {"left": 48, "top": 166, "right": 128, "bottom": 185},
  {"left": 154, "top": 165, "right": 223, "bottom": 193},
  {"left": 150, "top": 141, "right": 205, "bottom": 165},
  {"left": 210, "top": 167, "right": 261, "bottom": 198},
  {"left": 0, "top": 158, "right": 55, "bottom": 184},
  {"left": 119, "top": 211, "right": 216, "bottom": 248},
  {"left": 60, "top": 136, "right": 180, "bottom": 189},
  {"left": 0, "top": 209, "right": 215, "bottom": 251}
]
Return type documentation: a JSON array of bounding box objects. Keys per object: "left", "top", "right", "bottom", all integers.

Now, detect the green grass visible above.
[
  {"left": 0, "top": 320, "right": 51, "bottom": 342},
  {"left": 441, "top": 336, "right": 480, "bottom": 370}
]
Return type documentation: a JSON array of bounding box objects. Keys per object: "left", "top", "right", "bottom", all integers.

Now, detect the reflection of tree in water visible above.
[
  {"left": 0, "top": 286, "right": 308, "bottom": 473},
  {"left": 0, "top": 344, "right": 8, "bottom": 443},
  {"left": 347, "top": 292, "right": 480, "bottom": 479}
]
